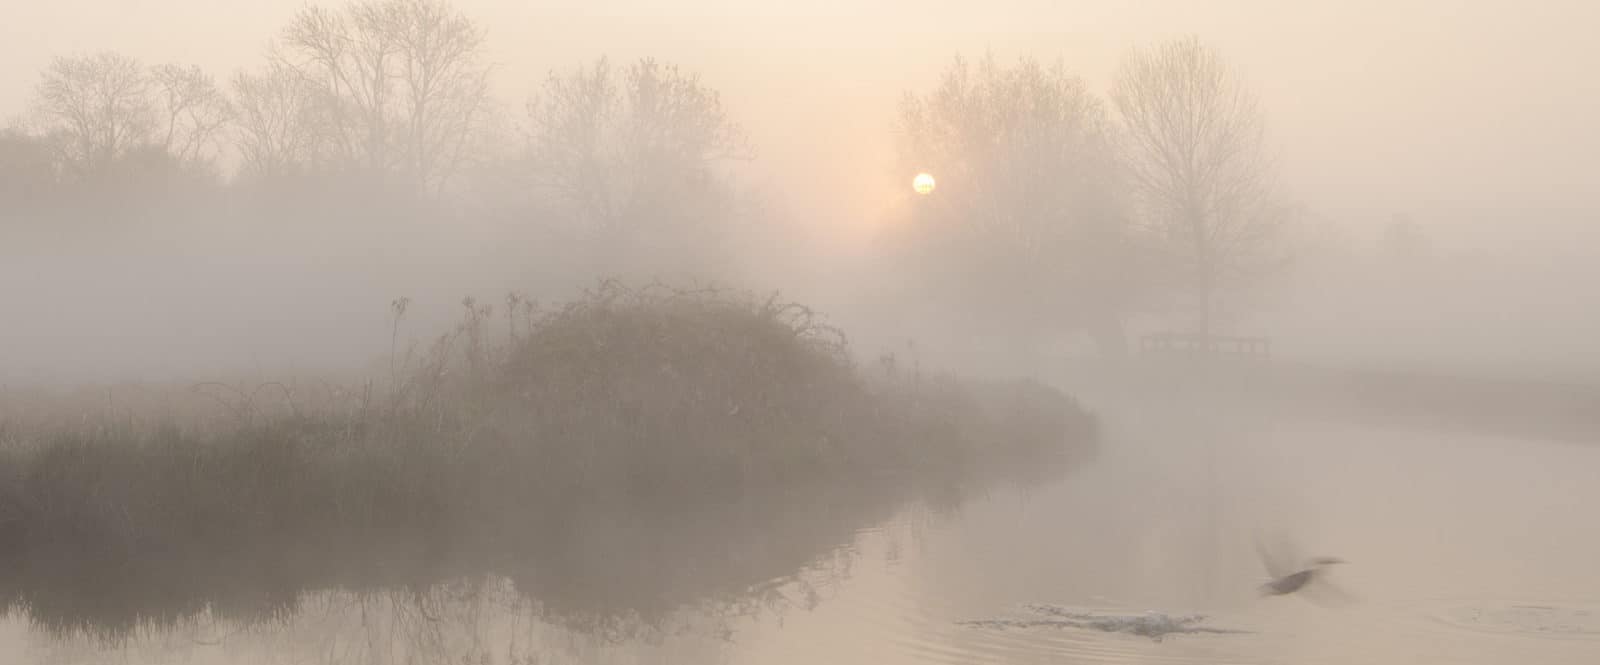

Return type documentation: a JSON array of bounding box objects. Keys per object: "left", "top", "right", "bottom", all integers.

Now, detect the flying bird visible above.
[{"left": 1254, "top": 531, "right": 1353, "bottom": 605}]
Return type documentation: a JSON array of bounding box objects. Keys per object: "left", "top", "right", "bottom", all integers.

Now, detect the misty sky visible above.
[{"left": 4, "top": 0, "right": 1597, "bottom": 252}]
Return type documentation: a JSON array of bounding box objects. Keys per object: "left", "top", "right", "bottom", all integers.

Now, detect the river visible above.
[{"left": 4, "top": 394, "right": 1597, "bottom": 664}]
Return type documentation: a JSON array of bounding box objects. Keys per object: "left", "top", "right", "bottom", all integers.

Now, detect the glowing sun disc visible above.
[{"left": 912, "top": 173, "right": 936, "bottom": 195}]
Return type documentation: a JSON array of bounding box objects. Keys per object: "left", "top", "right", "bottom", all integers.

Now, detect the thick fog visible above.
[
  {"left": 5, "top": 5, "right": 1600, "bottom": 664},
  {"left": 3, "top": 0, "right": 1599, "bottom": 384}
]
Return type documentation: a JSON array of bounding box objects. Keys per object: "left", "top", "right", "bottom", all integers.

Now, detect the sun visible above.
[{"left": 912, "top": 172, "right": 936, "bottom": 195}]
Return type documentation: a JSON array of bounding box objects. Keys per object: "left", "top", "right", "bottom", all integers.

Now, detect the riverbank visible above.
[
  {"left": 1052, "top": 355, "right": 1600, "bottom": 444},
  {"left": 0, "top": 283, "right": 1097, "bottom": 639}
]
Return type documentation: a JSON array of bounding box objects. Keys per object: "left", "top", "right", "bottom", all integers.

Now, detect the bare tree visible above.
[
  {"left": 279, "top": 4, "right": 390, "bottom": 172},
  {"left": 525, "top": 57, "right": 625, "bottom": 229},
  {"left": 889, "top": 54, "right": 1134, "bottom": 355},
  {"left": 275, "top": 0, "right": 493, "bottom": 194},
  {"left": 30, "top": 53, "right": 234, "bottom": 182},
  {"left": 1110, "top": 36, "right": 1289, "bottom": 336},
  {"left": 30, "top": 52, "right": 157, "bottom": 177},
  {"left": 149, "top": 64, "right": 234, "bottom": 167},
  {"left": 231, "top": 62, "right": 329, "bottom": 180},
  {"left": 388, "top": 0, "right": 493, "bottom": 194},
  {"left": 524, "top": 57, "right": 752, "bottom": 277}
]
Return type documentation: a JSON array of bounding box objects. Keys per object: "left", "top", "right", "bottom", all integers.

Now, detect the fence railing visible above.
[{"left": 1138, "top": 333, "right": 1272, "bottom": 358}]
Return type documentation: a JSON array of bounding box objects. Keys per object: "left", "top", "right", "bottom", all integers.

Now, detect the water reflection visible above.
[
  {"left": 1, "top": 453, "right": 1077, "bottom": 663},
  {"left": 11, "top": 392, "right": 1600, "bottom": 664}
]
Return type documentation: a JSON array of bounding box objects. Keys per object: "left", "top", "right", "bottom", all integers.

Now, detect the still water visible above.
[{"left": 5, "top": 401, "right": 1598, "bottom": 664}]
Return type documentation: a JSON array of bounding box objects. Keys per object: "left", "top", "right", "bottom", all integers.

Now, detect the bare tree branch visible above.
[
  {"left": 271, "top": 0, "right": 492, "bottom": 195},
  {"left": 524, "top": 57, "right": 752, "bottom": 237},
  {"left": 1110, "top": 36, "right": 1289, "bottom": 334},
  {"left": 231, "top": 61, "right": 329, "bottom": 180},
  {"left": 149, "top": 63, "right": 234, "bottom": 167},
  {"left": 30, "top": 52, "right": 157, "bottom": 177}
]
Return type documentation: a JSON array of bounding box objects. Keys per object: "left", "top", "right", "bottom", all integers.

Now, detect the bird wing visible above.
[
  {"left": 1300, "top": 575, "right": 1360, "bottom": 608},
  {"left": 1254, "top": 529, "right": 1300, "bottom": 579}
]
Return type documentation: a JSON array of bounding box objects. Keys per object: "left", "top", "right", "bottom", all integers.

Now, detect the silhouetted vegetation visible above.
[
  {"left": 1, "top": 0, "right": 1296, "bottom": 377},
  {"left": 0, "top": 282, "right": 1096, "bottom": 641},
  {"left": 1110, "top": 36, "right": 1292, "bottom": 336},
  {"left": 884, "top": 55, "right": 1137, "bottom": 357}
]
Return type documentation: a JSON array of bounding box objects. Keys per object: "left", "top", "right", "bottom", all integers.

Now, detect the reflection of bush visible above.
[{"left": 0, "top": 281, "right": 1096, "bottom": 641}]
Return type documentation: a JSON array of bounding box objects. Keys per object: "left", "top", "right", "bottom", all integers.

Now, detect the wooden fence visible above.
[{"left": 1137, "top": 333, "right": 1272, "bottom": 359}]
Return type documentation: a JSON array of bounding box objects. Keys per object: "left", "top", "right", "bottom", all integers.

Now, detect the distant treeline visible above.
[{"left": 2, "top": 0, "right": 1302, "bottom": 355}]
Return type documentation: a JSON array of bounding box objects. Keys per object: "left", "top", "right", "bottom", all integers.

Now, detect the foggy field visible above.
[{"left": 3, "top": 0, "right": 1599, "bottom": 663}]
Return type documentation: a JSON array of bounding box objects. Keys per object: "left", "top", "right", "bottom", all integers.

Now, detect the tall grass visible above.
[{"left": 0, "top": 281, "right": 1096, "bottom": 639}]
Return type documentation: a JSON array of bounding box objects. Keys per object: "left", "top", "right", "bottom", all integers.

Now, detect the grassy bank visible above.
[
  {"left": 1053, "top": 354, "right": 1600, "bottom": 444},
  {"left": 0, "top": 282, "right": 1096, "bottom": 639}
]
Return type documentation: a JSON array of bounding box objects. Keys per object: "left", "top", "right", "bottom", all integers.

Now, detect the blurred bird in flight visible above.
[{"left": 1255, "top": 531, "right": 1354, "bottom": 605}]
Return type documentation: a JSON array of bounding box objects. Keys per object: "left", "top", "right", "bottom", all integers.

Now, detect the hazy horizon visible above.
[
  {"left": 4, "top": 0, "right": 1600, "bottom": 383},
  {"left": 6, "top": 1, "right": 1597, "bottom": 248},
  {"left": 4, "top": 5, "right": 1600, "bottom": 663}
]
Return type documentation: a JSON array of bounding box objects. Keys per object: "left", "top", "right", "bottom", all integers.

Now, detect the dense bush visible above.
[{"left": 0, "top": 281, "right": 1096, "bottom": 638}]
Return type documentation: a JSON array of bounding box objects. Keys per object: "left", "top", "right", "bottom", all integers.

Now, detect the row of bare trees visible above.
[
  {"left": 4, "top": 0, "right": 1287, "bottom": 354},
  {"left": 24, "top": 52, "right": 233, "bottom": 180},
  {"left": 253, "top": 0, "right": 494, "bottom": 193},
  {"left": 16, "top": 0, "right": 496, "bottom": 195},
  {"left": 7, "top": 0, "right": 744, "bottom": 222},
  {"left": 517, "top": 58, "right": 753, "bottom": 278},
  {"left": 885, "top": 38, "right": 1290, "bottom": 351}
]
